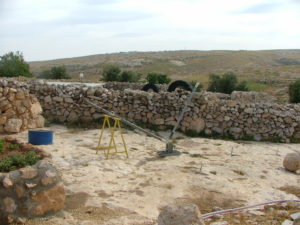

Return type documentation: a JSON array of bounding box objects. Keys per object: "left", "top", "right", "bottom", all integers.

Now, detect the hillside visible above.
[{"left": 29, "top": 50, "right": 300, "bottom": 100}]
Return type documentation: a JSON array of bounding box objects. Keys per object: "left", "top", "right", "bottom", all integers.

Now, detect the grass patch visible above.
[
  {"left": 291, "top": 137, "right": 300, "bottom": 143},
  {"left": 246, "top": 81, "right": 271, "bottom": 92}
]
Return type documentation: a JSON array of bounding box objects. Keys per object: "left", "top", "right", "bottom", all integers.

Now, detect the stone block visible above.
[{"left": 4, "top": 118, "right": 22, "bottom": 133}]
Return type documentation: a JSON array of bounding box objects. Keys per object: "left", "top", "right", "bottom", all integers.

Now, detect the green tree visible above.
[
  {"left": 157, "top": 74, "right": 171, "bottom": 84},
  {"left": 207, "top": 74, "right": 221, "bottom": 92},
  {"left": 146, "top": 72, "right": 158, "bottom": 84},
  {"left": 221, "top": 72, "right": 238, "bottom": 94},
  {"left": 146, "top": 72, "right": 171, "bottom": 84},
  {"left": 0, "top": 51, "right": 32, "bottom": 77},
  {"left": 207, "top": 72, "right": 248, "bottom": 94},
  {"left": 289, "top": 79, "right": 300, "bottom": 103},
  {"left": 39, "top": 66, "right": 70, "bottom": 79},
  {"left": 102, "top": 65, "right": 121, "bottom": 81},
  {"left": 119, "top": 70, "right": 140, "bottom": 82}
]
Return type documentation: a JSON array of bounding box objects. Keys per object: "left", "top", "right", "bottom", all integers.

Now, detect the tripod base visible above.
[
  {"left": 157, "top": 149, "right": 181, "bottom": 157},
  {"left": 157, "top": 143, "right": 181, "bottom": 157}
]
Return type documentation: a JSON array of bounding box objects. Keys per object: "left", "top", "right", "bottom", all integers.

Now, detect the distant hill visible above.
[{"left": 29, "top": 50, "right": 300, "bottom": 101}]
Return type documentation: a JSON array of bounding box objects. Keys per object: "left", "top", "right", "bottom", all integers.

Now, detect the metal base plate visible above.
[{"left": 157, "top": 149, "right": 181, "bottom": 157}]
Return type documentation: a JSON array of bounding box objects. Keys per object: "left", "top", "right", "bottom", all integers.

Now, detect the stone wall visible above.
[
  {"left": 0, "top": 80, "right": 44, "bottom": 133},
  {"left": 1, "top": 78, "right": 300, "bottom": 142},
  {"left": 0, "top": 137, "right": 65, "bottom": 224}
]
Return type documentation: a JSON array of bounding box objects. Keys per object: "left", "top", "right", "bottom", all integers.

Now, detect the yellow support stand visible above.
[{"left": 96, "top": 115, "right": 128, "bottom": 159}]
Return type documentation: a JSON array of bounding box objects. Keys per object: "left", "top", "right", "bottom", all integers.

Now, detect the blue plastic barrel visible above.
[{"left": 28, "top": 130, "right": 53, "bottom": 145}]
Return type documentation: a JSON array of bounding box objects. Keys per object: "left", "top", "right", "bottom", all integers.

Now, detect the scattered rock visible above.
[
  {"left": 291, "top": 212, "right": 300, "bottom": 221},
  {"left": 158, "top": 203, "right": 204, "bottom": 225},
  {"left": 283, "top": 153, "right": 300, "bottom": 172}
]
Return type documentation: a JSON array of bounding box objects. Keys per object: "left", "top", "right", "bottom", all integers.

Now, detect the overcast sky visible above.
[{"left": 0, "top": 0, "right": 300, "bottom": 61}]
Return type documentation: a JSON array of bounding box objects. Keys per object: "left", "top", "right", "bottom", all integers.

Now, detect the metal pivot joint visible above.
[{"left": 158, "top": 82, "right": 199, "bottom": 157}]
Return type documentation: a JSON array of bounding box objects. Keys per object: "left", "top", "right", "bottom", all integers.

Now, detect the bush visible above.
[
  {"left": 289, "top": 79, "right": 300, "bottom": 103},
  {"left": 207, "top": 72, "right": 249, "bottom": 94},
  {"left": 0, "top": 151, "right": 40, "bottom": 172},
  {"left": 146, "top": 72, "right": 171, "bottom": 84},
  {"left": 119, "top": 70, "right": 140, "bottom": 82},
  {"left": 39, "top": 66, "right": 70, "bottom": 79},
  {"left": 235, "top": 81, "right": 249, "bottom": 91},
  {"left": 102, "top": 65, "right": 121, "bottom": 81},
  {"left": 146, "top": 72, "right": 157, "bottom": 84},
  {"left": 0, "top": 51, "right": 32, "bottom": 77}
]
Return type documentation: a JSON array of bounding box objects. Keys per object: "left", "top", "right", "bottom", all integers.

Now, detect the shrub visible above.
[
  {"left": 8, "top": 143, "right": 20, "bottom": 150},
  {"left": 119, "top": 70, "right": 140, "bottom": 82},
  {"left": 289, "top": 79, "right": 300, "bottom": 103},
  {"left": 0, "top": 151, "right": 40, "bottom": 172},
  {"left": 102, "top": 65, "right": 121, "bottom": 81},
  {"left": 0, "top": 51, "right": 32, "bottom": 77},
  {"left": 207, "top": 74, "right": 221, "bottom": 92},
  {"left": 157, "top": 74, "right": 171, "bottom": 84},
  {"left": 146, "top": 72, "right": 171, "bottom": 84},
  {"left": 207, "top": 72, "right": 249, "bottom": 94},
  {"left": 235, "top": 81, "right": 249, "bottom": 91},
  {"left": 146, "top": 72, "right": 158, "bottom": 84},
  {"left": 39, "top": 66, "right": 70, "bottom": 79}
]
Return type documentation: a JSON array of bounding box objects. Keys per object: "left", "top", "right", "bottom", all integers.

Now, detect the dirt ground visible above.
[{"left": 3, "top": 125, "right": 300, "bottom": 225}]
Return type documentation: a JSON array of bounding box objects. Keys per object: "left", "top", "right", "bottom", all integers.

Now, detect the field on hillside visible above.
[{"left": 29, "top": 50, "right": 300, "bottom": 101}]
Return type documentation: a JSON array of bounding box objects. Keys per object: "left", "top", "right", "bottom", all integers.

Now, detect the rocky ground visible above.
[{"left": 2, "top": 125, "right": 300, "bottom": 225}]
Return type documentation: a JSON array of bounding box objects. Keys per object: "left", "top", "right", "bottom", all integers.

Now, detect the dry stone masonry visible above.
[
  {"left": 0, "top": 137, "right": 65, "bottom": 224},
  {"left": 1, "top": 78, "right": 300, "bottom": 142},
  {"left": 0, "top": 80, "right": 44, "bottom": 133}
]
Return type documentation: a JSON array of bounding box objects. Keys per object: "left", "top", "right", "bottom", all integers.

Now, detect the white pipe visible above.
[{"left": 202, "top": 199, "right": 300, "bottom": 219}]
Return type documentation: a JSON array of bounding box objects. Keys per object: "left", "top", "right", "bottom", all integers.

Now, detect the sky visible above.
[{"left": 0, "top": 0, "right": 300, "bottom": 61}]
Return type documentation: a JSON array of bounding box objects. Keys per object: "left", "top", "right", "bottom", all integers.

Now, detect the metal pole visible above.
[
  {"left": 84, "top": 98, "right": 168, "bottom": 143},
  {"left": 168, "top": 82, "right": 199, "bottom": 141}
]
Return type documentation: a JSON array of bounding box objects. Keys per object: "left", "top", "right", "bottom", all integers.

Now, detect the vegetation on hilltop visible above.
[
  {"left": 146, "top": 72, "right": 171, "bottom": 84},
  {"left": 207, "top": 72, "right": 249, "bottom": 94},
  {"left": 102, "top": 65, "right": 140, "bottom": 82},
  {"left": 0, "top": 51, "right": 32, "bottom": 77},
  {"left": 39, "top": 66, "right": 71, "bottom": 79}
]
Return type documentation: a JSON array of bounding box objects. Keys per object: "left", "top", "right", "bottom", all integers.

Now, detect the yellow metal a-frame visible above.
[{"left": 96, "top": 115, "right": 128, "bottom": 159}]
